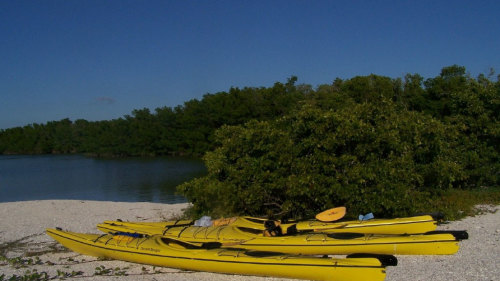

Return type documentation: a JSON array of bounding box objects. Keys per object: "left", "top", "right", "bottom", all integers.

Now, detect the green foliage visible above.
[
  {"left": 94, "top": 265, "right": 128, "bottom": 276},
  {"left": 0, "top": 256, "right": 43, "bottom": 269},
  {"left": 177, "top": 66, "right": 498, "bottom": 219},
  {"left": 340, "top": 74, "right": 401, "bottom": 103},
  {"left": 0, "top": 270, "right": 49, "bottom": 281},
  {"left": 0, "top": 256, "right": 50, "bottom": 281},
  {"left": 56, "top": 269, "right": 84, "bottom": 279},
  {"left": 427, "top": 186, "right": 500, "bottom": 220},
  {"left": 179, "top": 101, "right": 467, "bottom": 219}
]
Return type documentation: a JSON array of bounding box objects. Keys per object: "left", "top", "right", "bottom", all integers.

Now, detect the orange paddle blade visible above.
[{"left": 315, "top": 206, "right": 346, "bottom": 222}]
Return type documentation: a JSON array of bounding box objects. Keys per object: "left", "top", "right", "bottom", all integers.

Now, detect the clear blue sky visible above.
[{"left": 1, "top": 0, "right": 499, "bottom": 129}]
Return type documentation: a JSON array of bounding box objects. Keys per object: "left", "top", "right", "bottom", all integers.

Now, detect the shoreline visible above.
[{"left": 1, "top": 200, "right": 499, "bottom": 281}]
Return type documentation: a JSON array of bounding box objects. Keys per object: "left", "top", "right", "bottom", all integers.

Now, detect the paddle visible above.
[{"left": 315, "top": 206, "right": 346, "bottom": 222}]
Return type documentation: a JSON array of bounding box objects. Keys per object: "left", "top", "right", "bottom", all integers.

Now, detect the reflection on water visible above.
[{"left": 0, "top": 155, "right": 206, "bottom": 203}]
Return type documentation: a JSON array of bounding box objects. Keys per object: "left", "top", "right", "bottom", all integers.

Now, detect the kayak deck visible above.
[
  {"left": 104, "top": 214, "right": 438, "bottom": 235},
  {"left": 47, "top": 228, "right": 394, "bottom": 281},
  {"left": 96, "top": 222, "right": 467, "bottom": 255}
]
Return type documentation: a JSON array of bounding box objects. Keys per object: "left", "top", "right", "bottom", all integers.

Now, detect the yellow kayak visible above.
[
  {"left": 97, "top": 222, "right": 467, "bottom": 255},
  {"left": 46, "top": 228, "right": 395, "bottom": 281},
  {"left": 294, "top": 215, "right": 438, "bottom": 234},
  {"left": 104, "top": 214, "right": 438, "bottom": 235}
]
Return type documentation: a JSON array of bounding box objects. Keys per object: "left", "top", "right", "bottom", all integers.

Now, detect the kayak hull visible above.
[
  {"left": 97, "top": 223, "right": 464, "bottom": 255},
  {"left": 104, "top": 215, "right": 438, "bottom": 235},
  {"left": 47, "top": 228, "right": 391, "bottom": 281},
  {"left": 295, "top": 216, "right": 438, "bottom": 234}
]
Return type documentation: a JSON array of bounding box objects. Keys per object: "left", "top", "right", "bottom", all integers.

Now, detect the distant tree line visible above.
[
  {"left": 0, "top": 76, "right": 304, "bottom": 157},
  {"left": 1, "top": 65, "right": 498, "bottom": 218},
  {"left": 1, "top": 65, "right": 497, "bottom": 158}
]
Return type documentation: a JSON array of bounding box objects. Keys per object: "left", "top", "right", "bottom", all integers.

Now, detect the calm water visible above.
[{"left": 0, "top": 155, "right": 206, "bottom": 203}]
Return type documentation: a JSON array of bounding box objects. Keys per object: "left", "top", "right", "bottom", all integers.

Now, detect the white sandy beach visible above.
[{"left": 0, "top": 200, "right": 499, "bottom": 281}]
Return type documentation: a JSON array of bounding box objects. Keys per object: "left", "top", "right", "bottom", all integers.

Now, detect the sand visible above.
[{"left": 0, "top": 200, "right": 499, "bottom": 281}]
